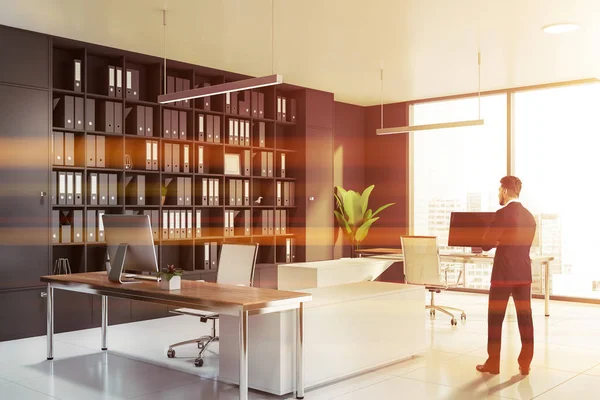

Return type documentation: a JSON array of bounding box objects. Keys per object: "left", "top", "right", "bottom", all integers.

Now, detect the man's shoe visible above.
[
  {"left": 519, "top": 365, "right": 530, "bottom": 375},
  {"left": 476, "top": 363, "right": 500, "bottom": 374}
]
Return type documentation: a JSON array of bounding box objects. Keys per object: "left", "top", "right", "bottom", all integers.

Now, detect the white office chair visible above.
[
  {"left": 166, "top": 243, "right": 259, "bottom": 367},
  {"left": 401, "top": 236, "right": 466, "bottom": 325}
]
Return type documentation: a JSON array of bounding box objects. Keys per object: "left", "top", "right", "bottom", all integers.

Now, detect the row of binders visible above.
[
  {"left": 52, "top": 132, "right": 76, "bottom": 166},
  {"left": 52, "top": 172, "right": 117, "bottom": 206},
  {"left": 259, "top": 209, "right": 289, "bottom": 236},
  {"left": 226, "top": 90, "right": 262, "bottom": 117},
  {"left": 200, "top": 242, "right": 219, "bottom": 270},
  {"left": 140, "top": 140, "right": 159, "bottom": 170},
  {"left": 128, "top": 105, "right": 154, "bottom": 136},
  {"left": 51, "top": 209, "right": 107, "bottom": 243},
  {"left": 165, "top": 177, "right": 193, "bottom": 206},
  {"left": 224, "top": 209, "right": 251, "bottom": 236},
  {"left": 227, "top": 119, "right": 251, "bottom": 146},
  {"left": 166, "top": 76, "right": 192, "bottom": 108},
  {"left": 106, "top": 65, "right": 143, "bottom": 100},
  {"left": 53, "top": 96, "right": 124, "bottom": 133},
  {"left": 197, "top": 114, "right": 221, "bottom": 143},
  {"left": 162, "top": 109, "right": 189, "bottom": 140},
  {"left": 199, "top": 178, "right": 220, "bottom": 206},
  {"left": 164, "top": 143, "right": 190, "bottom": 173},
  {"left": 125, "top": 209, "right": 159, "bottom": 240},
  {"left": 226, "top": 179, "right": 250, "bottom": 206},
  {"left": 276, "top": 96, "right": 297, "bottom": 123},
  {"left": 276, "top": 181, "right": 296, "bottom": 206},
  {"left": 162, "top": 209, "right": 194, "bottom": 240},
  {"left": 281, "top": 237, "right": 297, "bottom": 263}
]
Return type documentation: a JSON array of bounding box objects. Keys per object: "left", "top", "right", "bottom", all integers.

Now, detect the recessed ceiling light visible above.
[{"left": 542, "top": 23, "right": 580, "bottom": 34}]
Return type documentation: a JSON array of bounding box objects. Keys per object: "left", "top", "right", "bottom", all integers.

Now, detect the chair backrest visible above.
[
  {"left": 400, "top": 236, "right": 441, "bottom": 286},
  {"left": 216, "top": 243, "right": 259, "bottom": 286}
]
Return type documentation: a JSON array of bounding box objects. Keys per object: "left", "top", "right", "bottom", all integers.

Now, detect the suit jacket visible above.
[{"left": 482, "top": 202, "right": 536, "bottom": 285}]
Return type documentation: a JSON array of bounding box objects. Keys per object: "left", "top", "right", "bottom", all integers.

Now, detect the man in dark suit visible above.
[{"left": 476, "top": 176, "right": 537, "bottom": 376}]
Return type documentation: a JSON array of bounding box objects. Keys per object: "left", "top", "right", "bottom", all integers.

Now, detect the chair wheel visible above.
[
  {"left": 197, "top": 342, "right": 204, "bottom": 350},
  {"left": 194, "top": 358, "right": 204, "bottom": 367},
  {"left": 461, "top": 313, "right": 467, "bottom": 320},
  {"left": 451, "top": 318, "right": 457, "bottom": 326},
  {"left": 167, "top": 349, "right": 175, "bottom": 358},
  {"left": 430, "top": 309, "right": 435, "bottom": 316}
]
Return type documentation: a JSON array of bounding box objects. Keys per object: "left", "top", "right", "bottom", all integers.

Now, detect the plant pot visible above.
[
  {"left": 161, "top": 196, "right": 166, "bottom": 206},
  {"left": 159, "top": 275, "right": 181, "bottom": 290}
]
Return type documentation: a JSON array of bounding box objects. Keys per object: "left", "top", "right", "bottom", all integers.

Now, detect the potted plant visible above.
[
  {"left": 334, "top": 185, "right": 395, "bottom": 258},
  {"left": 158, "top": 264, "right": 183, "bottom": 290},
  {"left": 161, "top": 185, "right": 168, "bottom": 206}
]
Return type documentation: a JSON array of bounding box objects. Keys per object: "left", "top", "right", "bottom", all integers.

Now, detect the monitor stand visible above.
[
  {"left": 471, "top": 246, "right": 483, "bottom": 254},
  {"left": 107, "top": 243, "right": 135, "bottom": 283}
]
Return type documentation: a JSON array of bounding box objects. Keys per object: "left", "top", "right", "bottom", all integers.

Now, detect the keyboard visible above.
[{"left": 124, "top": 274, "right": 161, "bottom": 282}]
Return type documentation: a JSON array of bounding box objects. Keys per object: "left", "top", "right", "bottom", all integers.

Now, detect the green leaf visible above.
[
  {"left": 333, "top": 193, "right": 344, "bottom": 211},
  {"left": 342, "top": 190, "right": 364, "bottom": 227},
  {"left": 355, "top": 217, "right": 379, "bottom": 242},
  {"left": 360, "top": 185, "right": 374, "bottom": 216},
  {"left": 371, "top": 202, "right": 395, "bottom": 218},
  {"left": 365, "top": 209, "right": 373, "bottom": 221},
  {"left": 334, "top": 210, "right": 352, "bottom": 235},
  {"left": 335, "top": 186, "right": 348, "bottom": 202}
]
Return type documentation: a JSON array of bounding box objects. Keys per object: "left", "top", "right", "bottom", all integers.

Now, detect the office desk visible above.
[
  {"left": 356, "top": 248, "right": 554, "bottom": 317},
  {"left": 41, "top": 272, "right": 311, "bottom": 400}
]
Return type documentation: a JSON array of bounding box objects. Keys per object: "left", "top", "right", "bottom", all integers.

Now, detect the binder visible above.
[
  {"left": 175, "top": 78, "right": 183, "bottom": 108},
  {"left": 206, "top": 114, "right": 213, "bottom": 142},
  {"left": 183, "top": 144, "right": 190, "bottom": 173},
  {"left": 290, "top": 182, "right": 295, "bottom": 206},
  {"left": 197, "top": 146, "right": 204, "bottom": 173},
  {"left": 184, "top": 177, "right": 191, "bottom": 206},
  {"left": 276, "top": 181, "right": 282, "bottom": 206},
  {"left": 236, "top": 179, "right": 242, "bottom": 206},
  {"left": 267, "top": 152, "right": 273, "bottom": 177},
  {"left": 164, "top": 143, "right": 172, "bottom": 172},
  {"left": 177, "top": 177, "right": 185, "bottom": 206},
  {"left": 86, "top": 98, "right": 95, "bottom": 130},
  {"left": 251, "top": 92, "right": 258, "bottom": 118},
  {"left": 228, "top": 179, "right": 235, "bottom": 205},
  {"left": 86, "top": 210, "right": 96, "bottom": 242},
  {"left": 107, "top": 66, "right": 115, "bottom": 96},
  {"left": 208, "top": 178, "right": 214, "bottom": 206},
  {"left": 261, "top": 210, "right": 268, "bottom": 235},
  {"left": 281, "top": 153, "right": 286, "bottom": 177},
  {"left": 231, "top": 91, "right": 238, "bottom": 115},
  {"left": 136, "top": 106, "right": 145, "bottom": 135},
  {"left": 281, "top": 210, "right": 287, "bottom": 234},
  {"left": 244, "top": 180, "right": 250, "bottom": 206},
  {"left": 54, "top": 96, "right": 74, "bottom": 129},
  {"left": 74, "top": 59, "right": 82, "bottom": 91},
  {"left": 66, "top": 172, "right": 74, "bottom": 204},
  {"left": 99, "top": 173, "right": 108, "bottom": 205},
  {"left": 145, "top": 140, "right": 152, "bottom": 170},
  {"left": 258, "top": 92, "right": 265, "bottom": 118},
  {"left": 202, "top": 83, "right": 211, "bottom": 110},
  {"left": 108, "top": 173, "right": 118, "bottom": 205},
  {"left": 58, "top": 171, "right": 66, "bottom": 205},
  {"left": 225, "top": 92, "right": 231, "bottom": 114},
  {"left": 195, "top": 210, "right": 202, "bottom": 238},
  {"left": 229, "top": 210, "right": 235, "bottom": 235},
  {"left": 60, "top": 211, "right": 71, "bottom": 243},
  {"left": 145, "top": 107, "right": 153, "bottom": 136},
  {"left": 73, "top": 210, "right": 83, "bottom": 243},
  {"left": 244, "top": 209, "right": 251, "bottom": 236},
  {"left": 52, "top": 210, "right": 60, "bottom": 243},
  {"left": 152, "top": 210, "right": 159, "bottom": 240},
  {"left": 198, "top": 114, "right": 204, "bottom": 141},
  {"left": 74, "top": 96, "right": 84, "bottom": 130},
  {"left": 116, "top": 67, "right": 123, "bottom": 97},
  {"left": 239, "top": 119, "right": 244, "bottom": 145},
  {"left": 74, "top": 172, "right": 82, "bottom": 205},
  {"left": 136, "top": 175, "right": 145, "bottom": 205},
  {"left": 152, "top": 140, "right": 158, "bottom": 170},
  {"left": 98, "top": 210, "right": 105, "bottom": 242},
  {"left": 170, "top": 109, "right": 179, "bottom": 139},
  {"left": 284, "top": 181, "right": 290, "bottom": 206},
  {"left": 259, "top": 122, "right": 265, "bottom": 147},
  {"left": 163, "top": 108, "right": 171, "bottom": 138},
  {"left": 285, "top": 238, "right": 292, "bottom": 262},
  {"left": 243, "top": 150, "right": 250, "bottom": 176},
  {"left": 51, "top": 171, "right": 57, "bottom": 205},
  {"left": 277, "top": 95, "right": 282, "bottom": 120},
  {"left": 234, "top": 119, "right": 239, "bottom": 145},
  {"left": 291, "top": 238, "right": 296, "bottom": 261},
  {"left": 204, "top": 242, "right": 210, "bottom": 269},
  {"left": 162, "top": 210, "right": 169, "bottom": 239},
  {"left": 290, "top": 98, "right": 297, "bottom": 122},
  {"left": 210, "top": 242, "right": 218, "bottom": 269},
  {"left": 224, "top": 209, "right": 230, "bottom": 236},
  {"left": 169, "top": 210, "right": 175, "bottom": 238},
  {"left": 202, "top": 178, "right": 208, "bottom": 205},
  {"left": 126, "top": 69, "right": 139, "bottom": 100},
  {"left": 181, "top": 210, "right": 187, "bottom": 238},
  {"left": 114, "top": 102, "right": 123, "bottom": 134},
  {"left": 260, "top": 152, "right": 267, "bottom": 176},
  {"left": 267, "top": 210, "right": 274, "bottom": 235},
  {"left": 245, "top": 121, "right": 250, "bottom": 146},
  {"left": 214, "top": 179, "right": 219, "bottom": 205},
  {"left": 53, "top": 131, "right": 63, "bottom": 165},
  {"left": 174, "top": 210, "right": 181, "bottom": 238},
  {"left": 241, "top": 90, "right": 250, "bottom": 116},
  {"left": 179, "top": 111, "right": 187, "bottom": 140},
  {"left": 228, "top": 119, "right": 234, "bottom": 144},
  {"left": 172, "top": 143, "right": 180, "bottom": 172},
  {"left": 186, "top": 210, "right": 193, "bottom": 238},
  {"left": 183, "top": 79, "right": 191, "bottom": 108},
  {"left": 275, "top": 209, "right": 280, "bottom": 235},
  {"left": 89, "top": 173, "right": 98, "bottom": 205},
  {"left": 282, "top": 97, "right": 287, "bottom": 121},
  {"left": 214, "top": 115, "right": 221, "bottom": 143},
  {"left": 96, "top": 135, "right": 105, "bottom": 168},
  {"left": 97, "top": 101, "right": 114, "bottom": 132}
]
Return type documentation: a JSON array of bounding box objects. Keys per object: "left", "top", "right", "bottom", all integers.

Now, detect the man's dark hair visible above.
[{"left": 500, "top": 176, "right": 522, "bottom": 196}]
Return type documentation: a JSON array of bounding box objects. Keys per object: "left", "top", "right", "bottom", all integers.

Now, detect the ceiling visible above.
[{"left": 1, "top": 0, "right": 599, "bottom": 106}]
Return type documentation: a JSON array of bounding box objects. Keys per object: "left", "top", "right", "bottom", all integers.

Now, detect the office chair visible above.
[
  {"left": 401, "top": 236, "right": 466, "bottom": 326},
  {"left": 166, "top": 243, "right": 259, "bottom": 367}
]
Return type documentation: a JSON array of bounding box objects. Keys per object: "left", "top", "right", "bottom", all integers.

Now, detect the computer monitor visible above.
[
  {"left": 447, "top": 212, "right": 495, "bottom": 253},
  {"left": 102, "top": 214, "right": 159, "bottom": 283}
]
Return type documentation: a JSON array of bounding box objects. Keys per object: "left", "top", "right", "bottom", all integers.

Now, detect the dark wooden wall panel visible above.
[
  {"left": 0, "top": 25, "right": 49, "bottom": 88},
  {"left": 305, "top": 90, "right": 334, "bottom": 129},
  {"left": 0, "top": 288, "right": 47, "bottom": 341}
]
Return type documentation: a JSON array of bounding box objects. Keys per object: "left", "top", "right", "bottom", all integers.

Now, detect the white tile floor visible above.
[{"left": 3, "top": 292, "right": 600, "bottom": 399}]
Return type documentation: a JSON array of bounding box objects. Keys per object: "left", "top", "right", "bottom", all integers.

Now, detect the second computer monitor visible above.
[{"left": 448, "top": 212, "right": 495, "bottom": 252}]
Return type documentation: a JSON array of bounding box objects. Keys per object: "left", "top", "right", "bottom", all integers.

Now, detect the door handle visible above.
[{"left": 40, "top": 191, "right": 47, "bottom": 198}]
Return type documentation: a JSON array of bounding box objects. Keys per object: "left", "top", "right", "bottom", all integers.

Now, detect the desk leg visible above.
[
  {"left": 101, "top": 296, "right": 108, "bottom": 350},
  {"left": 46, "top": 284, "right": 54, "bottom": 360},
  {"left": 296, "top": 302, "right": 305, "bottom": 399},
  {"left": 239, "top": 309, "right": 248, "bottom": 400},
  {"left": 544, "top": 262, "right": 550, "bottom": 317}
]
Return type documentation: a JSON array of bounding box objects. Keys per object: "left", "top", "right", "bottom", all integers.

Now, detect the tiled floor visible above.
[{"left": 3, "top": 292, "right": 600, "bottom": 399}]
